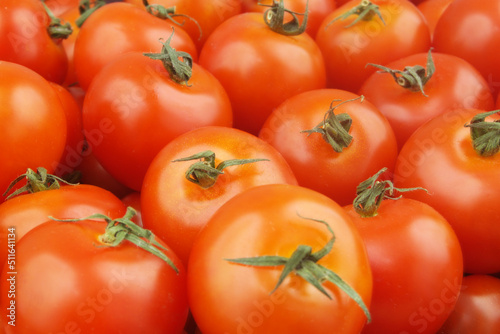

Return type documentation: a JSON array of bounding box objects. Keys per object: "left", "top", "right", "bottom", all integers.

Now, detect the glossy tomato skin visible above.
[
  {"left": 0, "top": 62, "right": 67, "bottom": 203},
  {"left": 199, "top": 12, "right": 326, "bottom": 135},
  {"left": 393, "top": 108, "right": 500, "bottom": 274},
  {"left": 0, "top": 219, "right": 188, "bottom": 334},
  {"left": 0, "top": 0, "right": 69, "bottom": 83},
  {"left": 259, "top": 89, "right": 398, "bottom": 206},
  {"left": 82, "top": 51, "right": 233, "bottom": 191},
  {"left": 242, "top": 0, "right": 337, "bottom": 38},
  {"left": 432, "top": 0, "right": 500, "bottom": 95},
  {"left": 344, "top": 199, "right": 463, "bottom": 334},
  {"left": 438, "top": 274, "right": 500, "bottom": 334},
  {"left": 316, "top": 0, "right": 431, "bottom": 93},
  {"left": 188, "top": 184, "right": 372, "bottom": 334},
  {"left": 416, "top": 0, "right": 453, "bottom": 38},
  {"left": 141, "top": 126, "right": 298, "bottom": 267},
  {"left": 358, "top": 52, "right": 494, "bottom": 150},
  {"left": 74, "top": 2, "right": 197, "bottom": 91},
  {"left": 0, "top": 184, "right": 127, "bottom": 267},
  {"left": 125, "top": 0, "right": 243, "bottom": 52}
]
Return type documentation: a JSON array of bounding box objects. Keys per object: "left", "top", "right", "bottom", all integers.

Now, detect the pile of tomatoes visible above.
[{"left": 1, "top": 0, "right": 500, "bottom": 333}]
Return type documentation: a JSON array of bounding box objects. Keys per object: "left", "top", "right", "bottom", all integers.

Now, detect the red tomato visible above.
[
  {"left": 0, "top": 0, "right": 70, "bottom": 83},
  {"left": 82, "top": 50, "right": 233, "bottom": 191},
  {"left": 438, "top": 274, "right": 500, "bottom": 334},
  {"left": 344, "top": 174, "right": 463, "bottom": 334},
  {"left": 188, "top": 184, "right": 372, "bottom": 334},
  {"left": 393, "top": 108, "right": 500, "bottom": 274},
  {"left": 315, "top": 0, "right": 431, "bottom": 92},
  {"left": 358, "top": 51, "right": 495, "bottom": 150},
  {"left": 0, "top": 62, "right": 67, "bottom": 203},
  {"left": 242, "top": 0, "right": 337, "bottom": 38},
  {"left": 124, "top": 0, "right": 243, "bottom": 52},
  {"left": 73, "top": 2, "right": 197, "bottom": 91},
  {"left": 0, "top": 183, "right": 127, "bottom": 267},
  {"left": 433, "top": 0, "right": 500, "bottom": 95},
  {"left": 0, "top": 212, "right": 188, "bottom": 333},
  {"left": 141, "top": 126, "right": 298, "bottom": 266},
  {"left": 259, "top": 89, "right": 398, "bottom": 206},
  {"left": 199, "top": 11, "right": 326, "bottom": 135},
  {"left": 416, "top": 0, "right": 453, "bottom": 38}
]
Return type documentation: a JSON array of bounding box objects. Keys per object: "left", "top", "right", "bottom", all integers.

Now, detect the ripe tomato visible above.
[
  {"left": 358, "top": 50, "right": 494, "bottom": 150},
  {"left": 0, "top": 210, "right": 188, "bottom": 333},
  {"left": 0, "top": 0, "right": 71, "bottom": 83},
  {"left": 188, "top": 184, "right": 372, "bottom": 334},
  {"left": 416, "top": 0, "right": 453, "bottom": 38},
  {"left": 199, "top": 10, "right": 326, "bottom": 135},
  {"left": 124, "top": 0, "right": 243, "bottom": 52},
  {"left": 242, "top": 0, "right": 337, "bottom": 38},
  {"left": 141, "top": 126, "right": 297, "bottom": 267},
  {"left": 433, "top": 0, "right": 500, "bottom": 95},
  {"left": 393, "top": 108, "right": 500, "bottom": 274},
  {"left": 0, "top": 62, "right": 67, "bottom": 203},
  {"left": 0, "top": 181, "right": 127, "bottom": 268},
  {"left": 438, "top": 274, "right": 500, "bottom": 334},
  {"left": 315, "top": 0, "right": 431, "bottom": 93},
  {"left": 259, "top": 89, "right": 397, "bottom": 206},
  {"left": 344, "top": 170, "right": 463, "bottom": 334},
  {"left": 82, "top": 50, "right": 233, "bottom": 191},
  {"left": 73, "top": 2, "right": 197, "bottom": 91}
]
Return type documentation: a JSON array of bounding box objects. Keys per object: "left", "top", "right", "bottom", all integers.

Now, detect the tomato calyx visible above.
[
  {"left": 2, "top": 167, "right": 76, "bottom": 200},
  {"left": 42, "top": 1, "right": 73, "bottom": 39},
  {"left": 260, "top": 0, "right": 309, "bottom": 36},
  {"left": 353, "top": 167, "right": 427, "bottom": 217},
  {"left": 144, "top": 29, "right": 193, "bottom": 85},
  {"left": 226, "top": 214, "right": 371, "bottom": 322},
  {"left": 301, "top": 97, "right": 363, "bottom": 153},
  {"left": 142, "top": 0, "right": 202, "bottom": 41},
  {"left": 326, "top": 0, "right": 385, "bottom": 29},
  {"left": 75, "top": 0, "right": 107, "bottom": 28},
  {"left": 366, "top": 49, "right": 435, "bottom": 97},
  {"left": 465, "top": 110, "right": 500, "bottom": 157},
  {"left": 172, "top": 150, "right": 269, "bottom": 189},
  {"left": 51, "top": 207, "right": 180, "bottom": 273}
]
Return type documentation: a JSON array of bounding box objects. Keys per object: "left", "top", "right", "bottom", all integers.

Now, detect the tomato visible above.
[
  {"left": 82, "top": 49, "right": 233, "bottom": 191},
  {"left": 358, "top": 50, "right": 494, "bottom": 150},
  {"left": 343, "top": 169, "right": 463, "bottom": 334},
  {"left": 124, "top": 0, "right": 243, "bottom": 52},
  {"left": 0, "top": 210, "right": 188, "bottom": 333},
  {"left": 199, "top": 10, "right": 326, "bottom": 135},
  {"left": 432, "top": 0, "right": 500, "bottom": 95},
  {"left": 73, "top": 2, "right": 197, "bottom": 91},
  {"left": 0, "top": 0, "right": 71, "bottom": 84},
  {"left": 242, "top": 0, "right": 337, "bottom": 38},
  {"left": 315, "top": 0, "right": 431, "bottom": 93},
  {"left": 393, "top": 108, "right": 500, "bottom": 274},
  {"left": 188, "top": 184, "right": 372, "bottom": 334},
  {"left": 0, "top": 180, "right": 127, "bottom": 268},
  {"left": 438, "top": 274, "right": 500, "bottom": 334},
  {"left": 259, "top": 89, "right": 398, "bottom": 206},
  {"left": 0, "top": 62, "right": 67, "bottom": 203},
  {"left": 416, "top": 0, "right": 453, "bottom": 38},
  {"left": 141, "top": 126, "right": 298, "bottom": 267}
]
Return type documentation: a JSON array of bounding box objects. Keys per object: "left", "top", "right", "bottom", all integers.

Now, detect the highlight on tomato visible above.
[
  {"left": 0, "top": 208, "right": 188, "bottom": 334},
  {"left": 259, "top": 88, "right": 398, "bottom": 206},
  {"left": 393, "top": 108, "right": 500, "bottom": 274},
  {"left": 344, "top": 168, "right": 463, "bottom": 334},
  {"left": 188, "top": 183, "right": 373, "bottom": 334},
  {"left": 141, "top": 126, "right": 298, "bottom": 267},
  {"left": 82, "top": 32, "right": 233, "bottom": 191},
  {"left": 199, "top": 0, "right": 326, "bottom": 135},
  {"left": 315, "top": 0, "right": 431, "bottom": 93}
]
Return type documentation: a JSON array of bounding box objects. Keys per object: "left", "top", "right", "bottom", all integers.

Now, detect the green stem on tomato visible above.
[
  {"left": 326, "top": 0, "right": 385, "bottom": 29},
  {"left": 465, "top": 110, "right": 500, "bottom": 157},
  {"left": 75, "top": 0, "right": 106, "bottom": 28},
  {"left": 172, "top": 150, "right": 269, "bottom": 189},
  {"left": 42, "top": 1, "right": 73, "bottom": 39},
  {"left": 260, "top": 0, "right": 309, "bottom": 36}
]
